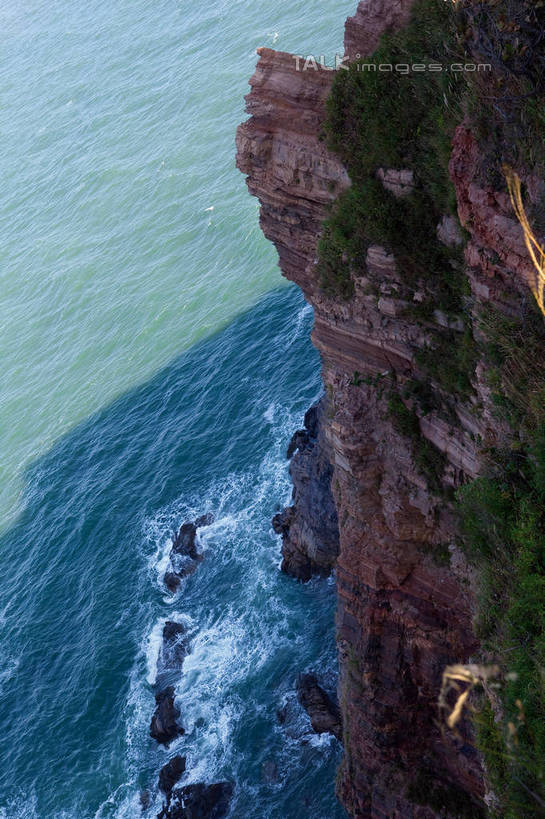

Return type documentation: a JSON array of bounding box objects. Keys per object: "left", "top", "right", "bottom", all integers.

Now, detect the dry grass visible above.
[{"left": 504, "top": 167, "right": 545, "bottom": 317}]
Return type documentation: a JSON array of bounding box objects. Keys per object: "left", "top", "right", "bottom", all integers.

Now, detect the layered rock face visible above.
[
  {"left": 237, "top": 2, "right": 540, "bottom": 816},
  {"left": 344, "top": 0, "right": 415, "bottom": 59},
  {"left": 236, "top": 47, "right": 349, "bottom": 297}
]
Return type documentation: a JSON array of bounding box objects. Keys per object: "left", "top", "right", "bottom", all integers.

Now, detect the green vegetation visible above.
[
  {"left": 387, "top": 391, "right": 446, "bottom": 495},
  {"left": 408, "top": 769, "right": 486, "bottom": 818},
  {"left": 319, "top": 0, "right": 477, "bottom": 394},
  {"left": 457, "top": 306, "right": 545, "bottom": 815},
  {"left": 479, "top": 304, "right": 545, "bottom": 436},
  {"left": 319, "top": 0, "right": 464, "bottom": 302},
  {"left": 319, "top": 0, "right": 545, "bottom": 813},
  {"left": 456, "top": 0, "right": 545, "bottom": 172},
  {"left": 415, "top": 325, "right": 477, "bottom": 399}
]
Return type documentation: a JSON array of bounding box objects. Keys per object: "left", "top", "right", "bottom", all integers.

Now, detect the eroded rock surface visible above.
[
  {"left": 157, "top": 782, "right": 233, "bottom": 819},
  {"left": 273, "top": 399, "right": 339, "bottom": 581},
  {"left": 158, "top": 756, "right": 186, "bottom": 801},
  {"left": 236, "top": 3, "right": 492, "bottom": 816},
  {"left": 163, "top": 514, "right": 214, "bottom": 591},
  {"left": 296, "top": 672, "right": 342, "bottom": 741},
  {"left": 150, "top": 686, "right": 183, "bottom": 746}
]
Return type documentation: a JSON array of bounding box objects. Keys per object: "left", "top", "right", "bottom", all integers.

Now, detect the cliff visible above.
[{"left": 237, "top": 1, "right": 545, "bottom": 816}]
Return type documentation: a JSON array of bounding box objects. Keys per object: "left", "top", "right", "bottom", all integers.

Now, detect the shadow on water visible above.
[{"left": 0, "top": 285, "right": 343, "bottom": 818}]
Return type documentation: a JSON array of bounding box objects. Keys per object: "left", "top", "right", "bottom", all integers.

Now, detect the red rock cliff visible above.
[{"left": 237, "top": 2, "right": 541, "bottom": 816}]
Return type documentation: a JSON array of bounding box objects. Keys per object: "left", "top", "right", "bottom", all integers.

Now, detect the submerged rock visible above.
[
  {"left": 261, "top": 759, "right": 280, "bottom": 784},
  {"left": 150, "top": 686, "right": 184, "bottom": 746},
  {"left": 158, "top": 756, "right": 186, "bottom": 799},
  {"left": 296, "top": 673, "right": 342, "bottom": 741},
  {"left": 156, "top": 621, "right": 188, "bottom": 690},
  {"left": 157, "top": 782, "right": 233, "bottom": 819}
]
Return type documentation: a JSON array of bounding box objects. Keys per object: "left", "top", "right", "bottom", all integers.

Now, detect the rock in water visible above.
[
  {"left": 163, "top": 572, "right": 181, "bottom": 594},
  {"left": 158, "top": 756, "right": 186, "bottom": 799},
  {"left": 164, "top": 514, "right": 215, "bottom": 590},
  {"left": 296, "top": 673, "right": 342, "bottom": 741},
  {"left": 161, "top": 621, "right": 187, "bottom": 669},
  {"left": 171, "top": 523, "right": 199, "bottom": 560},
  {"left": 275, "top": 398, "right": 339, "bottom": 581},
  {"left": 286, "top": 429, "right": 309, "bottom": 459},
  {"left": 157, "top": 782, "right": 233, "bottom": 819},
  {"left": 271, "top": 506, "right": 294, "bottom": 536},
  {"left": 150, "top": 686, "right": 184, "bottom": 746}
]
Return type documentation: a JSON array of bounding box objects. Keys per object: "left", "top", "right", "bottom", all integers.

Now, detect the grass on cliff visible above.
[
  {"left": 457, "top": 305, "right": 545, "bottom": 816},
  {"left": 387, "top": 390, "right": 447, "bottom": 495},
  {"left": 459, "top": 449, "right": 545, "bottom": 816},
  {"left": 319, "top": 0, "right": 464, "bottom": 302},
  {"left": 319, "top": 0, "right": 476, "bottom": 396},
  {"left": 456, "top": 0, "right": 545, "bottom": 173}
]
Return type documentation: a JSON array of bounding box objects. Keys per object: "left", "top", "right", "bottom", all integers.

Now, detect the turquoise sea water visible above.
[{"left": 0, "top": 0, "right": 353, "bottom": 815}]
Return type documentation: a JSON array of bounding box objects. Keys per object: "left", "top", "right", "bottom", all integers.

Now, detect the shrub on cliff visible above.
[
  {"left": 458, "top": 308, "right": 545, "bottom": 815},
  {"left": 318, "top": 0, "right": 463, "bottom": 303}
]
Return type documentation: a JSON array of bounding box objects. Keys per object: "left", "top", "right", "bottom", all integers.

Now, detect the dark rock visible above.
[
  {"left": 171, "top": 523, "right": 199, "bottom": 560},
  {"left": 158, "top": 782, "right": 233, "bottom": 819},
  {"left": 275, "top": 397, "right": 339, "bottom": 581},
  {"left": 296, "top": 673, "right": 342, "bottom": 741},
  {"left": 163, "top": 621, "right": 186, "bottom": 643},
  {"left": 276, "top": 694, "right": 311, "bottom": 740},
  {"left": 194, "top": 512, "right": 214, "bottom": 528},
  {"left": 286, "top": 429, "right": 309, "bottom": 459},
  {"left": 158, "top": 756, "right": 186, "bottom": 798},
  {"left": 276, "top": 704, "right": 287, "bottom": 724},
  {"left": 271, "top": 506, "right": 295, "bottom": 536},
  {"left": 303, "top": 404, "right": 319, "bottom": 439},
  {"left": 150, "top": 686, "right": 184, "bottom": 746},
  {"left": 164, "top": 515, "right": 213, "bottom": 591},
  {"left": 140, "top": 790, "right": 152, "bottom": 812},
  {"left": 163, "top": 557, "right": 197, "bottom": 593},
  {"left": 164, "top": 572, "right": 182, "bottom": 594},
  {"left": 160, "top": 621, "right": 188, "bottom": 670}
]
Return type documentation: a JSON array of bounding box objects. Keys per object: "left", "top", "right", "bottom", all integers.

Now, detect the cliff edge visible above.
[{"left": 237, "top": 0, "right": 545, "bottom": 816}]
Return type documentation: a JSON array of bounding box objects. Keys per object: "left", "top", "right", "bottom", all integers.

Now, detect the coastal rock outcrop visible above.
[
  {"left": 237, "top": 1, "right": 495, "bottom": 815},
  {"left": 273, "top": 399, "right": 339, "bottom": 581},
  {"left": 157, "top": 782, "right": 233, "bottom": 819},
  {"left": 344, "top": 0, "right": 415, "bottom": 59},
  {"left": 163, "top": 514, "right": 214, "bottom": 592},
  {"left": 296, "top": 672, "right": 342, "bottom": 741},
  {"left": 150, "top": 686, "right": 184, "bottom": 746},
  {"left": 236, "top": 47, "right": 349, "bottom": 299},
  {"left": 158, "top": 756, "right": 187, "bottom": 801}
]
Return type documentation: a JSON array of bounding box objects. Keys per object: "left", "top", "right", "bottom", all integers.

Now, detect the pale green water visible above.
[
  {"left": 0, "top": 0, "right": 352, "bottom": 530},
  {"left": 0, "top": 1, "right": 354, "bottom": 816}
]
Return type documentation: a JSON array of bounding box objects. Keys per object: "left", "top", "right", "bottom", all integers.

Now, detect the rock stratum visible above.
[{"left": 237, "top": 0, "right": 545, "bottom": 816}]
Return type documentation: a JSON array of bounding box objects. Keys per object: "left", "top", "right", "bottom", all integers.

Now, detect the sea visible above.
[{"left": 0, "top": 1, "right": 354, "bottom": 815}]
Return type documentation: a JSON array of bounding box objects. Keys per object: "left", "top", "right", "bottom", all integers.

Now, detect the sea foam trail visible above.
[{"left": 122, "top": 389, "right": 343, "bottom": 818}]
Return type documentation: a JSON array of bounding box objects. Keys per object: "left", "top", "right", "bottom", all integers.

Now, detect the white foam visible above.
[
  {"left": 145, "top": 611, "right": 192, "bottom": 685},
  {"left": 127, "top": 388, "right": 338, "bottom": 810}
]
